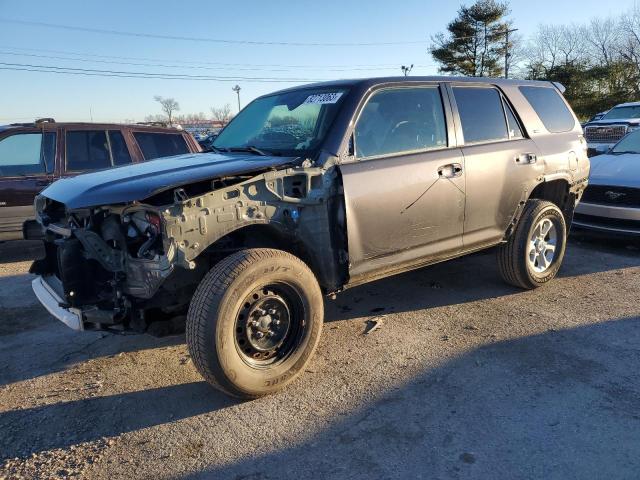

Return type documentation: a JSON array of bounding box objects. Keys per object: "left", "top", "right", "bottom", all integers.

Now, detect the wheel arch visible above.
[
  {"left": 528, "top": 178, "right": 576, "bottom": 227},
  {"left": 194, "top": 223, "right": 342, "bottom": 293}
]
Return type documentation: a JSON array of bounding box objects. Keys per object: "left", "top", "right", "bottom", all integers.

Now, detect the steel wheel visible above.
[
  {"left": 234, "top": 283, "right": 305, "bottom": 368},
  {"left": 527, "top": 217, "right": 557, "bottom": 273}
]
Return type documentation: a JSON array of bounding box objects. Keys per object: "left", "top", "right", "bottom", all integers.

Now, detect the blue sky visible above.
[{"left": 0, "top": 0, "right": 636, "bottom": 123}]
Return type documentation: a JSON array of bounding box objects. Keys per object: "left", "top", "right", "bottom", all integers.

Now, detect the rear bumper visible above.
[
  {"left": 32, "top": 275, "right": 83, "bottom": 331},
  {"left": 573, "top": 202, "right": 640, "bottom": 236}
]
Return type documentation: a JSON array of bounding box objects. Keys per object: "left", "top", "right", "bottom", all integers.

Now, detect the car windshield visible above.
[
  {"left": 602, "top": 105, "right": 640, "bottom": 120},
  {"left": 213, "top": 88, "right": 348, "bottom": 156},
  {"left": 611, "top": 129, "right": 640, "bottom": 154}
]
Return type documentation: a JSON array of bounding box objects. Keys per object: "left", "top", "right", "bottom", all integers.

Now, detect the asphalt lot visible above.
[{"left": 0, "top": 235, "right": 639, "bottom": 480}]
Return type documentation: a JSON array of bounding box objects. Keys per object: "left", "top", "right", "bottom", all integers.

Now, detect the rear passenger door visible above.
[
  {"left": 64, "top": 130, "right": 132, "bottom": 175},
  {"left": 449, "top": 84, "right": 544, "bottom": 249},
  {"left": 132, "top": 132, "right": 190, "bottom": 160},
  {"left": 340, "top": 84, "right": 465, "bottom": 280},
  {"left": 0, "top": 130, "right": 56, "bottom": 239}
]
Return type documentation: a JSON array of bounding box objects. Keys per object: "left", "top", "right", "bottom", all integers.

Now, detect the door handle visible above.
[
  {"left": 438, "top": 163, "right": 463, "bottom": 178},
  {"left": 516, "top": 153, "right": 537, "bottom": 164}
]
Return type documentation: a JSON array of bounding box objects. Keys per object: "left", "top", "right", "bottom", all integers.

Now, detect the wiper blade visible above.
[
  {"left": 209, "top": 145, "right": 228, "bottom": 153},
  {"left": 228, "top": 146, "right": 267, "bottom": 156},
  {"left": 611, "top": 150, "right": 638, "bottom": 155}
]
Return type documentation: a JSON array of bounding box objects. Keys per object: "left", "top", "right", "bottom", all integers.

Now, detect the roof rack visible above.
[{"left": 8, "top": 117, "right": 56, "bottom": 127}]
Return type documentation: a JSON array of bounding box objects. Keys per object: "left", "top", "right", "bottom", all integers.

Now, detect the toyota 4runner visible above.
[{"left": 30, "top": 77, "right": 590, "bottom": 398}]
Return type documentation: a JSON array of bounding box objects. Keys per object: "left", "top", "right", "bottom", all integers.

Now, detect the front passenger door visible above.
[{"left": 339, "top": 85, "right": 465, "bottom": 281}]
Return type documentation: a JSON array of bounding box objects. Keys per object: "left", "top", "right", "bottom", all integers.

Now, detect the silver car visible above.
[{"left": 574, "top": 129, "right": 640, "bottom": 235}]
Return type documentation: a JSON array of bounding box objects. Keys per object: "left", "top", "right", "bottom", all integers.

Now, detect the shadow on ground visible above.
[
  {"left": 0, "top": 381, "right": 237, "bottom": 460},
  {"left": 182, "top": 316, "right": 640, "bottom": 480}
]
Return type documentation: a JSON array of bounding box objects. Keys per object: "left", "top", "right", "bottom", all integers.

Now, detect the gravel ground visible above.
[{"left": 0, "top": 236, "right": 639, "bottom": 480}]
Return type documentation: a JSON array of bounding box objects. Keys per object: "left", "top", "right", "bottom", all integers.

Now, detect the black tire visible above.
[
  {"left": 497, "top": 199, "right": 567, "bottom": 289},
  {"left": 186, "top": 248, "right": 323, "bottom": 398}
]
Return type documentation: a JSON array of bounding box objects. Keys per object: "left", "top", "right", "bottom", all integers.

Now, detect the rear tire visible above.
[
  {"left": 497, "top": 199, "right": 567, "bottom": 289},
  {"left": 186, "top": 248, "right": 323, "bottom": 398}
]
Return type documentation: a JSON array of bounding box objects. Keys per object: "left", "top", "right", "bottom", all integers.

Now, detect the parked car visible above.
[
  {"left": 574, "top": 128, "right": 640, "bottom": 235},
  {"left": 197, "top": 132, "right": 219, "bottom": 151},
  {"left": 583, "top": 102, "right": 640, "bottom": 156},
  {"left": 0, "top": 119, "right": 200, "bottom": 241},
  {"left": 581, "top": 110, "right": 608, "bottom": 128},
  {"left": 30, "top": 77, "right": 589, "bottom": 398}
]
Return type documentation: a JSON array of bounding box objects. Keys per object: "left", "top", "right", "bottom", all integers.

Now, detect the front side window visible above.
[
  {"left": 355, "top": 87, "right": 447, "bottom": 158},
  {"left": 213, "top": 88, "right": 348, "bottom": 156},
  {"left": 453, "top": 87, "right": 509, "bottom": 144},
  {"left": 519, "top": 86, "right": 576, "bottom": 133},
  {"left": 133, "top": 132, "right": 189, "bottom": 160},
  {"left": 0, "top": 132, "right": 55, "bottom": 177},
  {"left": 66, "top": 130, "right": 111, "bottom": 172}
]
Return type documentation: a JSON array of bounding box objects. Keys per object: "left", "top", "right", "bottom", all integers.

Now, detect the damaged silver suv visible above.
[{"left": 31, "top": 77, "right": 590, "bottom": 398}]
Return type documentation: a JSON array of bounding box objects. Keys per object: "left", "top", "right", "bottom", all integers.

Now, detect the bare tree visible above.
[
  {"left": 153, "top": 96, "right": 180, "bottom": 125},
  {"left": 210, "top": 104, "right": 233, "bottom": 124}
]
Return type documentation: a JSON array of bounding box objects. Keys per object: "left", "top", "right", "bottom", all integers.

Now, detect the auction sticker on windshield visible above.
[{"left": 303, "top": 92, "right": 343, "bottom": 104}]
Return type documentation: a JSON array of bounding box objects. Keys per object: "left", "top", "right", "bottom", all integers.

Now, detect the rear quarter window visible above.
[
  {"left": 519, "top": 86, "right": 576, "bottom": 133},
  {"left": 133, "top": 132, "right": 189, "bottom": 160}
]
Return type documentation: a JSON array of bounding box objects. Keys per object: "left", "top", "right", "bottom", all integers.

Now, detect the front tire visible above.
[
  {"left": 186, "top": 248, "right": 323, "bottom": 398},
  {"left": 497, "top": 199, "right": 567, "bottom": 289}
]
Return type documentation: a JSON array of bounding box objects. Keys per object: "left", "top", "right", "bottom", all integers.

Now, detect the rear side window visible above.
[
  {"left": 355, "top": 86, "right": 447, "bottom": 158},
  {"left": 66, "top": 131, "right": 111, "bottom": 172},
  {"left": 0, "top": 132, "right": 55, "bottom": 177},
  {"left": 108, "top": 131, "right": 132, "bottom": 166},
  {"left": 133, "top": 132, "right": 189, "bottom": 160},
  {"left": 453, "top": 87, "right": 509, "bottom": 144},
  {"left": 519, "top": 86, "right": 576, "bottom": 133}
]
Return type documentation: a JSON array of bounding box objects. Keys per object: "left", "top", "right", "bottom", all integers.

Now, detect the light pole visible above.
[{"left": 232, "top": 85, "right": 242, "bottom": 112}]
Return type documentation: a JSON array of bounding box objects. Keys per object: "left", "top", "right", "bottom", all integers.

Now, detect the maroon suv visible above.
[{"left": 0, "top": 119, "right": 200, "bottom": 240}]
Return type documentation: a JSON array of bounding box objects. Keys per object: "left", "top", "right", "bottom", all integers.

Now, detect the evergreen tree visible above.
[{"left": 431, "top": 0, "right": 513, "bottom": 77}]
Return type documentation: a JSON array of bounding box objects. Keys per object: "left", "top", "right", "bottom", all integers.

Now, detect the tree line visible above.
[
  {"left": 430, "top": 0, "right": 640, "bottom": 119},
  {"left": 145, "top": 96, "right": 234, "bottom": 126}
]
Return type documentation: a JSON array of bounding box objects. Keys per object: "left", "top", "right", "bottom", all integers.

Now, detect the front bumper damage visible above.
[{"left": 32, "top": 275, "right": 83, "bottom": 331}]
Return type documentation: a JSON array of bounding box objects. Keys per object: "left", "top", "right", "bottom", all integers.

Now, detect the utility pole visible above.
[
  {"left": 504, "top": 28, "right": 518, "bottom": 79},
  {"left": 232, "top": 85, "right": 242, "bottom": 112},
  {"left": 401, "top": 64, "right": 414, "bottom": 77}
]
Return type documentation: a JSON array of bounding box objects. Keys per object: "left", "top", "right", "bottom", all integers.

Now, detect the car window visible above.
[
  {"left": 355, "top": 87, "right": 447, "bottom": 158},
  {"left": 109, "top": 131, "right": 132, "bottom": 166},
  {"left": 504, "top": 100, "right": 524, "bottom": 139},
  {"left": 66, "top": 130, "right": 111, "bottom": 172},
  {"left": 453, "top": 87, "right": 509, "bottom": 144},
  {"left": 0, "top": 132, "right": 55, "bottom": 177},
  {"left": 133, "top": 132, "right": 189, "bottom": 160},
  {"left": 601, "top": 105, "right": 640, "bottom": 120},
  {"left": 519, "top": 86, "right": 576, "bottom": 133},
  {"left": 213, "top": 88, "right": 348, "bottom": 156}
]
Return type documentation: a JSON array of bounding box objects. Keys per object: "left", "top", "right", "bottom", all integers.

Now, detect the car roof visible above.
[
  {"left": 0, "top": 121, "right": 185, "bottom": 133},
  {"left": 266, "top": 76, "right": 556, "bottom": 96},
  {"left": 611, "top": 101, "right": 640, "bottom": 108}
]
